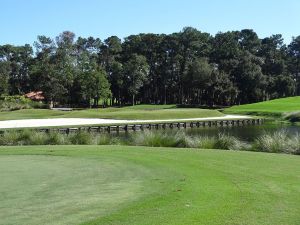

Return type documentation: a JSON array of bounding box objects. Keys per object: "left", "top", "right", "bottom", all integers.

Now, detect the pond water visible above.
[
  {"left": 111, "top": 122, "right": 300, "bottom": 141},
  {"left": 185, "top": 123, "right": 300, "bottom": 141}
]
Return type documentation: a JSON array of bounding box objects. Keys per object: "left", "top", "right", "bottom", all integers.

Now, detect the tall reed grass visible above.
[
  {"left": 254, "top": 130, "right": 300, "bottom": 154},
  {"left": 0, "top": 129, "right": 299, "bottom": 155}
]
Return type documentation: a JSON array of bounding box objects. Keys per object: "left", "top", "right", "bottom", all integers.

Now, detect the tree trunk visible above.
[
  {"left": 132, "top": 94, "right": 135, "bottom": 106},
  {"left": 164, "top": 85, "right": 167, "bottom": 105},
  {"left": 118, "top": 90, "right": 121, "bottom": 106}
]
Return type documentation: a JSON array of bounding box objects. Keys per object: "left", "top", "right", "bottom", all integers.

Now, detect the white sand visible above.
[{"left": 0, "top": 115, "right": 251, "bottom": 129}]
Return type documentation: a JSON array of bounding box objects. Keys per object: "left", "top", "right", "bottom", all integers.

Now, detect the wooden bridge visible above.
[{"left": 35, "top": 118, "right": 264, "bottom": 134}]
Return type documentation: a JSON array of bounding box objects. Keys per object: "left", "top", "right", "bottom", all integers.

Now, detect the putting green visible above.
[
  {"left": 1, "top": 145, "right": 300, "bottom": 225},
  {"left": 0, "top": 153, "right": 150, "bottom": 225}
]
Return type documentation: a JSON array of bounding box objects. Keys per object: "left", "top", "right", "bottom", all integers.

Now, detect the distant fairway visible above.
[
  {"left": 224, "top": 96, "right": 300, "bottom": 117},
  {"left": 1, "top": 145, "right": 300, "bottom": 225},
  {"left": 0, "top": 105, "right": 224, "bottom": 121}
]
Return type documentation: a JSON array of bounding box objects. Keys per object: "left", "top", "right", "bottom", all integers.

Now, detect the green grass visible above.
[
  {"left": 0, "top": 105, "right": 224, "bottom": 121},
  {"left": 1, "top": 145, "right": 300, "bottom": 225},
  {"left": 122, "top": 104, "right": 177, "bottom": 110},
  {"left": 224, "top": 96, "right": 300, "bottom": 117}
]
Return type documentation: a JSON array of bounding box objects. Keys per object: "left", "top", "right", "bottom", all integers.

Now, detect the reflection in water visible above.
[
  {"left": 112, "top": 123, "right": 300, "bottom": 142},
  {"left": 185, "top": 123, "right": 300, "bottom": 141}
]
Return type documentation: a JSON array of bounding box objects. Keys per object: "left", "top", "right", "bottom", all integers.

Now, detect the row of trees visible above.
[{"left": 1, "top": 28, "right": 300, "bottom": 107}]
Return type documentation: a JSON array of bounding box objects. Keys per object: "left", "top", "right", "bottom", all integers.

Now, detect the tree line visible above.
[{"left": 1, "top": 27, "right": 300, "bottom": 107}]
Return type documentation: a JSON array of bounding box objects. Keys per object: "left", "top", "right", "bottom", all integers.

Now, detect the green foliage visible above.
[
  {"left": 289, "top": 134, "right": 300, "bottom": 155},
  {"left": 0, "top": 95, "right": 44, "bottom": 111},
  {"left": 28, "top": 132, "right": 48, "bottom": 145},
  {"left": 96, "top": 134, "right": 112, "bottom": 145},
  {"left": 0, "top": 44, "right": 32, "bottom": 96},
  {"left": 124, "top": 54, "right": 149, "bottom": 105},
  {"left": 96, "top": 68, "right": 111, "bottom": 102},
  {"left": 0, "top": 61, "right": 10, "bottom": 95},
  {"left": 132, "top": 130, "right": 185, "bottom": 147},
  {"left": 77, "top": 68, "right": 111, "bottom": 107},
  {"left": 95, "top": 134, "right": 124, "bottom": 145},
  {"left": 184, "top": 135, "right": 216, "bottom": 149},
  {"left": 254, "top": 130, "right": 300, "bottom": 153},
  {"left": 209, "top": 70, "right": 238, "bottom": 106},
  {"left": 1, "top": 29, "right": 300, "bottom": 107},
  {"left": 234, "top": 52, "right": 267, "bottom": 103},
  {"left": 0, "top": 130, "right": 21, "bottom": 145},
  {"left": 0, "top": 129, "right": 299, "bottom": 154},
  {"left": 0, "top": 130, "right": 68, "bottom": 146},
  {"left": 68, "top": 132, "right": 93, "bottom": 145},
  {"left": 113, "top": 131, "right": 243, "bottom": 153},
  {"left": 46, "top": 132, "right": 69, "bottom": 145},
  {"left": 214, "top": 133, "right": 243, "bottom": 150}
]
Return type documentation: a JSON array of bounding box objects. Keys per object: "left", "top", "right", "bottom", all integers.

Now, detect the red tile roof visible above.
[{"left": 24, "top": 91, "right": 45, "bottom": 101}]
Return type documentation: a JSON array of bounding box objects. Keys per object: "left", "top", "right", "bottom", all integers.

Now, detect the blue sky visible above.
[{"left": 1, "top": 0, "right": 299, "bottom": 45}]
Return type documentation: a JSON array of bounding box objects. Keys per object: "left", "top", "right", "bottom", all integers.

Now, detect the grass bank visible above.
[
  {"left": 0, "top": 104, "right": 224, "bottom": 121},
  {"left": 224, "top": 96, "right": 300, "bottom": 118},
  {"left": 0, "top": 145, "right": 300, "bottom": 225}
]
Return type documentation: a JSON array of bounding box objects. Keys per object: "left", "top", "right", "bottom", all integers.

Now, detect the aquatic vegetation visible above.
[{"left": 0, "top": 129, "right": 299, "bottom": 155}]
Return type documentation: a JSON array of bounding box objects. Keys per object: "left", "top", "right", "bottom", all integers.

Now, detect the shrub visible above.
[
  {"left": 97, "top": 134, "right": 111, "bottom": 145},
  {"left": 0, "top": 130, "right": 21, "bottom": 145},
  {"left": 108, "top": 136, "right": 125, "bottom": 145},
  {"left": 0, "top": 129, "right": 37, "bottom": 145},
  {"left": 185, "top": 133, "right": 250, "bottom": 151},
  {"left": 184, "top": 136, "right": 216, "bottom": 149},
  {"left": 131, "top": 130, "right": 185, "bottom": 147},
  {"left": 68, "top": 132, "right": 93, "bottom": 145},
  {"left": 254, "top": 130, "right": 290, "bottom": 153},
  {"left": 46, "top": 132, "right": 68, "bottom": 145},
  {"left": 29, "top": 101, "right": 46, "bottom": 109},
  {"left": 215, "top": 133, "right": 240, "bottom": 150},
  {"left": 231, "top": 139, "right": 252, "bottom": 151},
  {"left": 285, "top": 133, "right": 300, "bottom": 155},
  {"left": 28, "top": 132, "right": 48, "bottom": 145},
  {"left": 0, "top": 95, "right": 45, "bottom": 111},
  {"left": 0, "top": 128, "right": 298, "bottom": 155},
  {"left": 18, "top": 129, "right": 33, "bottom": 145},
  {"left": 97, "top": 134, "right": 124, "bottom": 145}
]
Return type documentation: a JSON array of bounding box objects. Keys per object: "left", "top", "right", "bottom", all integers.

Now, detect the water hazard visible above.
[{"left": 185, "top": 123, "right": 300, "bottom": 141}]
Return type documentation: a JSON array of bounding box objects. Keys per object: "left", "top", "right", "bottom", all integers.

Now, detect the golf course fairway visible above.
[{"left": 0, "top": 145, "right": 299, "bottom": 225}]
